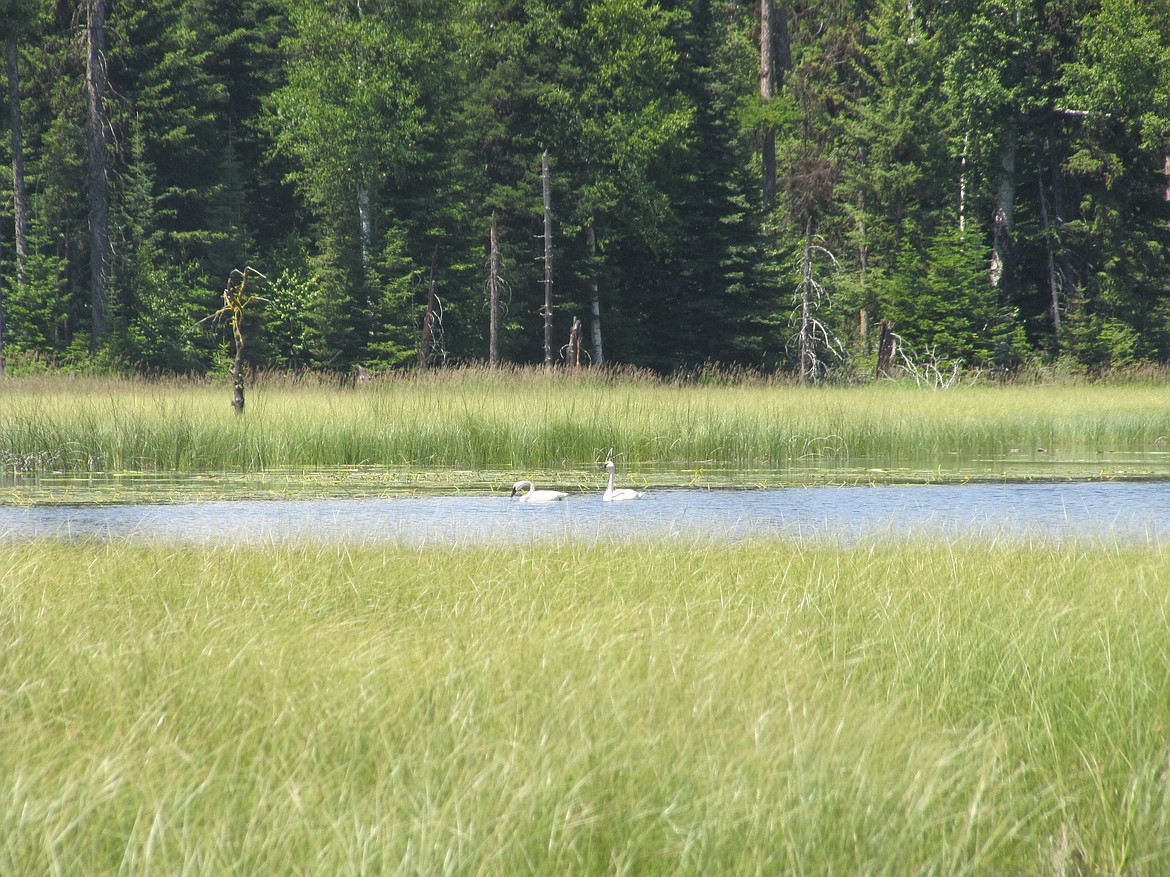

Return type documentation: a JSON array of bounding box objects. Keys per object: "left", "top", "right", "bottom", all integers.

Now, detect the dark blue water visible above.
[{"left": 3, "top": 482, "right": 1169, "bottom": 545}]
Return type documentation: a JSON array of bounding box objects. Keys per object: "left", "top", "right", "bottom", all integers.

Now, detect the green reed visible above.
[
  {"left": 2, "top": 369, "right": 1169, "bottom": 476},
  {"left": 2, "top": 537, "right": 1167, "bottom": 874}
]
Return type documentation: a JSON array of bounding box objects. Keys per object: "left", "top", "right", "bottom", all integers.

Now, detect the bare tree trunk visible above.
[
  {"left": 586, "top": 226, "right": 603, "bottom": 365},
  {"left": 759, "top": 1, "right": 789, "bottom": 211},
  {"left": 0, "top": 217, "right": 4, "bottom": 375},
  {"left": 1164, "top": 154, "right": 1170, "bottom": 230},
  {"left": 1050, "top": 138, "right": 1077, "bottom": 319},
  {"left": 231, "top": 338, "right": 246, "bottom": 413},
  {"left": 568, "top": 316, "right": 582, "bottom": 372},
  {"left": 0, "top": 31, "right": 11, "bottom": 374},
  {"left": 1037, "top": 157, "right": 1061, "bottom": 338},
  {"left": 990, "top": 121, "right": 1017, "bottom": 289},
  {"left": 85, "top": 0, "right": 111, "bottom": 351},
  {"left": 489, "top": 213, "right": 500, "bottom": 367},
  {"left": 357, "top": 182, "right": 376, "bottom": 342},
  {"left": 199, "top": 268, "right": 266, "bottom": 414},
  {"left": 958, "top": 129, "right": 970, "bottom": 233},
  {"left": 7, "top": 33, "right": 27, "bottom": 289},
  {"left": 760, "top": 0, "right": 776, "bottom": 211},
  {"left": 541, "top": 150, "right": 553, "bottom": 367},
  {"left": 358, "top": 183, "right": 373, "bottom": 271},
  {"left": 855, "top": 189, "right": 868, "bottom": 350},
  {"left": 876, "top": 319, "right": 894, "bottom": 378},
  {"left": 419, "top": 250, "right": 438, "bottom": 370},
  {"left": 798, "top": 217, "right": 814, "bottom": 384}
]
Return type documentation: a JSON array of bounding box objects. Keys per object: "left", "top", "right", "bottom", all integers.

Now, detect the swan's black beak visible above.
[{"left": 510, "top": 486, "right": 518, "bottom": 497}]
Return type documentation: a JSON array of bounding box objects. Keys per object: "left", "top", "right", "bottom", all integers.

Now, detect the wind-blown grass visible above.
[
  {"left": 2, "top": 537, "right": 1168, "bottom": 874},
  {"left": 3, "top": 369, "right": 1170, "bottom": 481}
]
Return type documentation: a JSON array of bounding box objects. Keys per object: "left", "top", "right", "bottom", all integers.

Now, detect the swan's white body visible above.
[
  {"left": 511, "top": 480, "right": 568, "bottom": 502},
  {"left": 601, "top": 460, "right": 645, "bottom": 501}
]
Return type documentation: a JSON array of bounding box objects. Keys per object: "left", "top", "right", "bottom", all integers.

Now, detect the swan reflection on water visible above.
[{"left": 3, "top": 482, "right": 1170, "bottom": 546}]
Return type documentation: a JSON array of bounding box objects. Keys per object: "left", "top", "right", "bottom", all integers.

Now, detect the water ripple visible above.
[{"left": 3, "top": 482, "right": 1169, "bottom": 545}]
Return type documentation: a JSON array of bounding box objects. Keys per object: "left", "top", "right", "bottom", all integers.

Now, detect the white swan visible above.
[
  {"left": 511, "top": 480, "right": 568, "bottom": 502},
  {"left": 601, "top": 460, "right": 645, "bottom": 501}
]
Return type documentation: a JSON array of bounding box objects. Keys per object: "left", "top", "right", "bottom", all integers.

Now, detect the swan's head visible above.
[
  {"left": 600, "top": 460, "right": 615, "bottom": 472},
  {"left": 510, "top": 481, "right": 524, "bottom": 496}
]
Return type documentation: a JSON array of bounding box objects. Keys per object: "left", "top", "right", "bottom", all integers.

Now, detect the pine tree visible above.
[{"left": 1058, "top": 0, "right": 1170, "bottom": 365}]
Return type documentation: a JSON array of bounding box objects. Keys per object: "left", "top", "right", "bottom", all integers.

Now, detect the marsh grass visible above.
[
  {"left": 2, "top": 369, "right": 1170, "bottom": 482},
  {"left": 3, "top": 537, "right": 1169, "bottom": 874}
]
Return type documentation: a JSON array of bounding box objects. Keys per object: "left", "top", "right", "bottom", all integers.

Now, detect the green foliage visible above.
[
  {"left": 107, "top": 120, "right": 210, "bottom": 372},
  {"left": 1061, "top": 0, "right": 1170, "bottom": 151},
  {"left": 879, "top": 220, "right": 1026, "bottom": 366},
  {"left": 2, "top": 250, "right": 68, "bottom": 356},
  {"left": 368, "top": 225, "right": 426, "bottom": 367},
  {"left": 115, "top": 261, "right": 209, "bottom": 373},
  {"left": 569, "top": 0, "right": 693, "bottom": 241},
  {"left": 1, "top": 0, "right": 1169, "bottom": 374},
  {"left": 1053, "top": 0, "right": 1170, "bottom": 363},
  {"left": 265, "top": 1, "right": 429, "bottom": 207},
  {"left": 255, "top": 265, "right": 323, "bottom": 370},
  {"left": 109, "top": 0, "right": 235, "bottom": 270}
]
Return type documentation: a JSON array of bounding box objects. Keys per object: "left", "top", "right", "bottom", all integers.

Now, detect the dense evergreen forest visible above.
[{"left": 1, "top": 0, "right": 1168, "bottom": 378}]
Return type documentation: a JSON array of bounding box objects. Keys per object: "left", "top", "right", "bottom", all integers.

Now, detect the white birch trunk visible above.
[
  {"left": 990, "top": 122, "right": 1017, "bottom": 288},
  {"left": 958, "top": 130, "right": 969, "bottom": 234},
  {"left": 358, "top": 183, "right": 373, "bottom": 272}
]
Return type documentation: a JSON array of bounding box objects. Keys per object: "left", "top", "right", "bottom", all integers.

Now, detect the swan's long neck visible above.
[{"left": 604, "top": 466, "right": 615, "bottom": 498}]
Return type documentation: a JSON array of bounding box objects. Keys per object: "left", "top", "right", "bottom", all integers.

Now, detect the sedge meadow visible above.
[
  {"left": 2, "top": 370, "right": 1170, "bottom": 874},
  {"left": 3, "top": 368, "right": 1170, "bottom": 491}
]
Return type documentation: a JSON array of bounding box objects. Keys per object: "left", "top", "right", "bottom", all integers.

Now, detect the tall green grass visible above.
[
  {"left": 2, "top": 537, "right": 1168, "bottom": 874},
  {"left": 2, "top": 368, "right": 1169, "bottom": 475}
]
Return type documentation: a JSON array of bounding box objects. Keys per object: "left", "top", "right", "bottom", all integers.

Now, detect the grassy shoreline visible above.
[
  {"left": 3, "top": 371, "right": 1169, "bottom": 495},
  {"left": 3, "top": 537, "right": 1168, "bottom": 874}
]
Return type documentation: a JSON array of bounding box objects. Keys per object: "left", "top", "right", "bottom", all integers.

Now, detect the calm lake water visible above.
[{"left": 3, "top": 481, "right": 1169, "bottom": 545}]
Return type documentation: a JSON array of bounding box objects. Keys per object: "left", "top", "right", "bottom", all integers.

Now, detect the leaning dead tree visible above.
[{"left": 199, "top": 267, "right": 266, "bottom": 414}]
